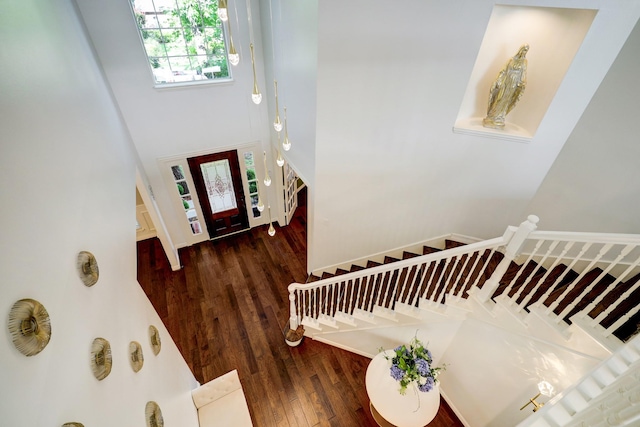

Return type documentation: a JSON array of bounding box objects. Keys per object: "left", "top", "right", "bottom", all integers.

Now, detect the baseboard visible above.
[
  {"left": 440, "top": 388, "right": 472, "bottom": 427},
  {"left": 311, "top": 336, "right": 376, "bottom": 359}
]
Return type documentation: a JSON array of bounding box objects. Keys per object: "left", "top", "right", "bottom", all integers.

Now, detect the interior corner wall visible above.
[
  {"left": 0, "top": 1, "right": 198, "bottom": 425},
  {"left": 308, "top": 0, "right": 640, "bottom": 273},
  {"left": 525, "top": 18, "right": 640, "bottom": 233}
]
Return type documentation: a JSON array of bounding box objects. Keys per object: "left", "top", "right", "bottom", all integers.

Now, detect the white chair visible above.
[{"left": 191, "top": 369, "right": 253, "bottom": 427}]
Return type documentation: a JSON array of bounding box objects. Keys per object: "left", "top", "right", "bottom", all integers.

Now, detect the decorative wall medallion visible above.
[
  {"left": 145, "top": 401, "right": 164, "bottom": 427},
  {"left": 77, "top": 251, "right": 99, "bottom": 287},
  {"left": 90, "top": 337, "right": 112, "bottom": 380},
  {"left": 7, "top": 298, "right": 52, "bottom": 356},
  {"left": 149, "top": 325, "right": 161, "bottom": 355},
  {"left": 129, "top": 341, "right": 144, "bottom": 372},
  {"left": 62, "top": 423, "right": 84, "bottom": 427}
]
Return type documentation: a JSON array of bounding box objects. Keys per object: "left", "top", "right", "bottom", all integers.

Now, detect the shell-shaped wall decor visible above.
[
  {"left": 90, "top": 337, "right": 112, "bottom": 380},
  {"left": 62, "top": 423, "right": 84, "bottom": 427},
  {"left": 77, "top": 251, "right": 99, "bottom": 287},
  {"left": 145, "top": 401, "right": 164, "bottom": 427},
  {"left": 149, "top": 325, "right": 161, "bottom": 356},
  {"left": 129, "top": 341, "right": 144, "bottom": 372},
  {"left": 7, "top": 298, "right": 52, "bottom": 356}
]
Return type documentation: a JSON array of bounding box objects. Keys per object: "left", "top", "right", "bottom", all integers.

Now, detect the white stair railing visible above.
[
  {"left": 288, "top": 216, "right": 640, "bottom": 344},
  {"left": 287, "top": 236, "right": 509, "bottom": 330}
]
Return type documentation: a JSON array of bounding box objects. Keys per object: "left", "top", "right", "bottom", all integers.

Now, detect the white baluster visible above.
[
  {"left": 588, "top": 249, "right": 640, "bottom": 324},
  {"left": 504, "top": 239, "right": 544, "bottom": 306},
  {"left": 451, "top": 253, "right": 474, "bottom": 297},
  {"left": 515, "top": 240, "right": 560, "bottom": 312},
  {"left": 547, "top": 243, "right": 613, "bottom": 320},
  {"left": 420, "top": 261, "right": 438, "bottom": 302},
  {"left": 558, "top": 244, "right": 626, "bottom": 321}
]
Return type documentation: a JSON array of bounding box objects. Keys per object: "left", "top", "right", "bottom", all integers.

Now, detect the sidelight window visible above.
[{"left": 171, "top": 165, "right": 202, "bottom": 235}]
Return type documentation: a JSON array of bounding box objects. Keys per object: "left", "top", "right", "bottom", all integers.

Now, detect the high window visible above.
[{"left": 131, "top": 0, "right": 230, "bottom": 85}]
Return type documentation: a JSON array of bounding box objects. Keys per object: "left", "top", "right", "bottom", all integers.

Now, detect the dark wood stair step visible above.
[
  {"left": 403, "top": 251, "right": 421, "bottom": 259},
  {"left": 520, "top": 265, "right": 578, "bottom": 309},
  {"left": 599, "top": 272, "right": 640, "bottom": 342},
  {"left": 423, "top": 246, "right": 441, "bottom": 255},
  {"left": 445, "top": 239, "right": 467, "bottom": 249},
  {"left": 589, "top": 271, "right": 640, "bottom": 319}
]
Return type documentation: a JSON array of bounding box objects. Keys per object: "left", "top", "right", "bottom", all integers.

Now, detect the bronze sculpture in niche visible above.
[{"left": 483, "top": 44, "right": 529, "bottom": 129}]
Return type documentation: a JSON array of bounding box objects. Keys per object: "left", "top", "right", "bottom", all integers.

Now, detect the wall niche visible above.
[{"left": 454, "top": 5, "right": 597, "bottom": 142}]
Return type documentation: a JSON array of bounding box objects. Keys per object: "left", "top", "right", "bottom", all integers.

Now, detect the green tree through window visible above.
[{"left": 132, "top": 0, "right": 230, "bottom": 85}]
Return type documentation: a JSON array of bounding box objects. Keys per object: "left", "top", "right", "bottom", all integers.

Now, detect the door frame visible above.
[{"left": 158, "top": 142, "right": 272, "bottom": 246}]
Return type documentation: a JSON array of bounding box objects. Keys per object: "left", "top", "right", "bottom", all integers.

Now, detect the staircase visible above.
[{"left": 286, "top": 215, "right": 640, "bottom": 426}]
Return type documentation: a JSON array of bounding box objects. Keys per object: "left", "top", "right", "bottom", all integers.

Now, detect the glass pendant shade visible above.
[
  {"left": 257, "top": 194, "right": 265, "bottom": 212},
  {"left": 267, "top": 207, "right": 276, "bottom": 236},
  {"left": 263, "top": 151, "right": 271, "bottom": 186},
  {"left": 227, "top": 21, "right": 239, "bottom": 66},
  {"left": 282, "top": 107, "right": 291, "bottom": 151},
  {"left": 218, "top": 0, "right": 228, "bottom": 21},
  {"left": 273, "top": 80, "right": 283, "bottom": 132},
  {"left": 276, "top": 148, "right": 284, "bottom": 167},
  {"left": 250, "top": 44, "right": 262, "bottom": 104}
]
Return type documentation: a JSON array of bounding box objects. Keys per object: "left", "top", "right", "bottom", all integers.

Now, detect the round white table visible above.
[{"left": 366, "top": 350, "right": 440, "bottom": 427}]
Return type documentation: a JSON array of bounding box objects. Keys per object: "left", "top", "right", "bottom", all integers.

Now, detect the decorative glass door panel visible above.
[{"left": 200, "top": 159, "right": 238, "bottom": 214}]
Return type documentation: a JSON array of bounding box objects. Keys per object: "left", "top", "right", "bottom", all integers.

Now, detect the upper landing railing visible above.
[{"left": 287, "top": 215, "right": 640, "bottom": 343}]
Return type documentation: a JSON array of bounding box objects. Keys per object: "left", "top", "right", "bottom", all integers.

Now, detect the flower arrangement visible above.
[{"left": 382, "top": 336, "right": 445, "bottom": 395}]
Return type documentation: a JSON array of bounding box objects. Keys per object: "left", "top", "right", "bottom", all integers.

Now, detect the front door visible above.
[{"left": 188, "top": 150, "right": 249, "bottom": 239}]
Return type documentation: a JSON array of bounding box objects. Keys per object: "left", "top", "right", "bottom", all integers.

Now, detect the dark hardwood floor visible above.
[{"left": 136, "top": 189, "right": 464, "bottom": 427}]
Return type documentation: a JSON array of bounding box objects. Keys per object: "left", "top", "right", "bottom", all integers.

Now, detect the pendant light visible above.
[
  {"left": 276, "top": 132, "right": 285, "bottom": 167},
  {"left": 267, "top": 206, "right": 276, "bottom": 236},
  {"left": 282, "top": 106, "right": 291, "bottom": 151},
  {"left": 273, "top": 80, "right": 283, "bottom": 132},
  {"left": 257, "top": 191, "right": 265, "bottom": 212},
  {"left": 226, "top": 19, "right": 239, "bottom": 66},
  {"left": 250, "top": 44, "right": 262, "bottom": 104},
  {"left": 217, "top": 0, "right": 228, "bottom": 21},
  {"left": 263, "top": 151, "right": 271, "bottom": 186}
]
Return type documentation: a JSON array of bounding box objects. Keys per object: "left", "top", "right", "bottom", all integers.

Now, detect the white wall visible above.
[
  {"left": 308, "top": 0, "right": 639, "bottom": 272},
  {"left": 0, "top": 1, "right": 198, "bottom": 425},
  {"left": 526, "top": 18, "right": 640, "bottom": 233}
]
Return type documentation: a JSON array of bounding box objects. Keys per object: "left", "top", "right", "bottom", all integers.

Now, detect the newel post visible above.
[
  {"left": 285, "top": 286, "right": 304, "bottom": 347},
  {"left": 288, "top": 290, "right": 299, "bottom": 330},
  {"left": 474, "top": 215, "right": 539, "bottom": 303}
]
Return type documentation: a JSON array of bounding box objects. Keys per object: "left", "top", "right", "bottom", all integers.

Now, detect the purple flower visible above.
[
  {"left": 390, "top": 364, "right": 404, "bottom": 381},
  {"left": 416, "top": 358, "right": 430, "bottom": 376},
  {"left": 418, "top": 377, "right": 435, "bottom": 392}
]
